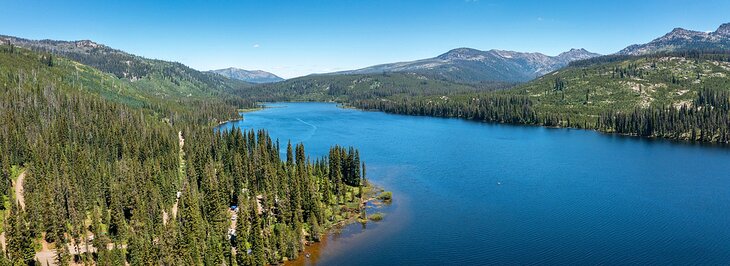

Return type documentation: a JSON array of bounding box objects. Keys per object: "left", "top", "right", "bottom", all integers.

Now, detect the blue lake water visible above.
[{"left": 219, "top": 102, "right": 730, "bottom": 265}]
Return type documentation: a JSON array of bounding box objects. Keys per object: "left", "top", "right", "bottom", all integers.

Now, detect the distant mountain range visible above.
[
  {"left": 323, "top": 23, "right": 730, "bottom": 84},
  {"left": 4, "top": 21, "right": 729, "bottom": 94},
  {"left": 208, "top": 67, "right": 283, "bottom": 83},
  {"left": 618, "top": 23, "right": 730, "bottom": 55},
  {"left": 333, "top": 48, "right": 600, "bottom": 83}
]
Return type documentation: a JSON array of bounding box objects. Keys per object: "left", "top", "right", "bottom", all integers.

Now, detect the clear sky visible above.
[{"left": 2, "top": 0, "right": 729, "bottom": 78}]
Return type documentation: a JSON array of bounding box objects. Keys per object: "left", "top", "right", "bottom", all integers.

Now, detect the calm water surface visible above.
[{"left": 219, "top": 102, "right": 730, "bottom": 265}]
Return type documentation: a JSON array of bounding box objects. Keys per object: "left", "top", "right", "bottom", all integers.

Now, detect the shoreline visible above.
[
  {"left": 216, "top": 102, "right": 393, "bottom": 265},
  {"left": 215, "top": 106, "right": 267, "bottom": 126},
  {"left": 334, "top": 102, "right": 730, "bottom": 147},
  {"left": 285, "top": 184, "right": 391, "bottom": 265}
]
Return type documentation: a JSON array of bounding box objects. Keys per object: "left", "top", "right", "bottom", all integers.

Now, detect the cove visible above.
[{"left": 218, "top": 102, "right": 730, "bottom": 265}]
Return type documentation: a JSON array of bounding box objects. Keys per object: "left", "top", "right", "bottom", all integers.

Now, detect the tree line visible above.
[
  {"left": 597, "top": 88, "right": 730, "bottom": 142},
  {"left": 351, "top": 88, "right": 730, "bottom": 143},
  {"left": 351, "top": 94, "right": 538, "bottom": 124}
]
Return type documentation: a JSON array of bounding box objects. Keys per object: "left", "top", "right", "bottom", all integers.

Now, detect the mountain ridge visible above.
[
  {"left": 333, "top": 47, "right": 600, "bottom": 83},
  {"left": 0, "top": 34, "right": 252, "bottom": 99},
  {"left": 208, "top": 67, "right": 283, "bottom": 83},
  {"left": 618, "top": 23, "right": 730, "bottom": 55}
]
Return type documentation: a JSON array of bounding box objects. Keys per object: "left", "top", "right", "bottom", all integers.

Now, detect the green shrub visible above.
[
  {"left": 378, "top": 191, "right": 392, "bottom": 201},
  {"left": 368, "top": 212, "right": 385, "bottom": 221}
]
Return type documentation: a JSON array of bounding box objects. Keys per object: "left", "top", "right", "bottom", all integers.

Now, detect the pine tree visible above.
[
  {"left": 249, "top": 197, "right": 266, "bottom": 266},
  {"left": 6, "top": 202, "right": 35, "bottom": 265}
]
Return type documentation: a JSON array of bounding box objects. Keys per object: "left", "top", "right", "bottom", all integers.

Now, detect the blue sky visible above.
[{"left": 2, "top": 0, "right": 729, "bottom": 78}]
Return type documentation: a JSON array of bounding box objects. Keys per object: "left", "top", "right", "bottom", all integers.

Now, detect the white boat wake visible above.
[
  {"left": 296, "top": 118, "right": 318, "bottom": 130},
  {"left": 296, "top": 118, "right": 317, "bottom": 141}
]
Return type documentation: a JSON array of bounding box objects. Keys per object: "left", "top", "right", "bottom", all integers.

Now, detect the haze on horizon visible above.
[{"left": 2, "top": 0, "right": 729, "bottom": 78}]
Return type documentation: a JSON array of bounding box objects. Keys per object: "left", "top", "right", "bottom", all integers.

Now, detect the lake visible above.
[{"left": 219, "top": 102, "right": 730, "bottom": 265}]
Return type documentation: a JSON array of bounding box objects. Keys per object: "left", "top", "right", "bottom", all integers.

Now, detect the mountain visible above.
[
  {"left": 618, "top": 23, "right": 730, "bottom": 55},
  {"left": 334, "top": 48, "right": 600, "bottom": 83},
  {"left": 208, "top": 67, "right": 283, "bottom": 83},
  {"left": 0, "top": 35, "right": 252, "bottom": 99}
]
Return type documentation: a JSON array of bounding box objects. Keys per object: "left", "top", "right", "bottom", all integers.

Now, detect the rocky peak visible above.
[
  {"left": 74, "top": 40, "right": 101, "bottom": 48},
  {"left": 670, "top": 27, "right": 691, "bottom": 34},
  {"left": 618, "top": 22, "right": 730, "bottom": 55},
  {"left": 659, "top": 27, "right": 703, "bottom": 41},
  {"left": 556, "top": 48, "right": 600, "bottom": 61},
  {"left": 559, "top": 48, "right": 588, "bottom": 56},
  {"left": 437, "top": 48, "right": 484, "bottom": 60},
  {"left": 716, "top": 23, "right": 730, "bottom": 36},
  {"left": 208, "top": 68, "right": 283, "bottom": 83}
]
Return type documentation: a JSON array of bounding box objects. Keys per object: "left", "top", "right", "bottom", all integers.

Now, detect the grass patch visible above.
[
  {"left": 10, "top": 165, "right": 22, "bottom": 181},
  {"left": 368, "top": 212, "right": 385, "bottom": 222},
  {"left": 345, "top": 201, "right": 360, "bottom": 210},
  {"left": 378, "top": 191, "right": 392, "bottom": 201},
  {"left": 238, "top": 107, "right": 263, "bottom": 113}
]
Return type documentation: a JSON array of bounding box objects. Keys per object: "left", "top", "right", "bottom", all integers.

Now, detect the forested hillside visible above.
[
  {"left": 350, "top": 51, "right": 730, "bottom": 143},
  {"left": 0, "top": 45, "right": 378, "bottom": 265},
  {"left": 0, "top": 42, "right": 252, "bottom": 125},
  {"left": 1, "top": 35, "right": 252, "bottom": 101},
  {"left": 241, "top": 72, "right": 513, "bottom": 102}
]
